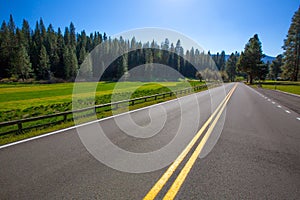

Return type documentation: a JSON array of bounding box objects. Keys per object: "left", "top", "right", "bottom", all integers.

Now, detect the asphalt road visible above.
[
  {"left": 0, "top": 83, "right": 299, "bottom": 199},
  {"left": 255, "top": 87, "right": 300, "bottom": 114}
]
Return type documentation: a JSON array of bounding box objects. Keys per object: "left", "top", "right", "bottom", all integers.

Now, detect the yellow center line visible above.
[
  {"left": 143, "top": 84, "right": 237, "bottom": 200},
  {"left": 163, "top": 83, "right": 237, "bottom": 199}
]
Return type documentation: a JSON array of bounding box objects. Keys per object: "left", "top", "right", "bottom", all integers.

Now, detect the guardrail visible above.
[{"left": 0, "top": 85, "right": 207, "bottom": 136}]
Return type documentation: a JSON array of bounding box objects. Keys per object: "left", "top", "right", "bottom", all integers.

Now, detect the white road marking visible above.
[
  {"left": 285, "top": 110, "right": 291, "bottom": 114},
  {"left": 277, "top": 105, "right": 282, "bottom": 108},
  {"left": 297, "top": 117, "right": 300, "bottom": 121},
  {"left": 272, "top": 101, "right": 275, "bottom": 104},
  {"left": 268, "top": 99, "right": 271, "bottom": 101}
]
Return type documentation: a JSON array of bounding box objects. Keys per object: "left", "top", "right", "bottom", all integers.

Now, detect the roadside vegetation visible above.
[
  {"left": 0, "top": 81, "right": 204, "bottom": 122},
  {"left": 0, "top": 80, "right": 206, "bottom": 145},
  {"left": 258, "top": 81, "right": 300, "bottom": 95}
]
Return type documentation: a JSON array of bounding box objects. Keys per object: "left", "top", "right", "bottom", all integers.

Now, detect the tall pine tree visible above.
[
  {"left": 237, "top": 34, "right": 264, "bottom": 84},
  {"left": 226, "top": 52, "right": 239, "bottom": 82},
  {"left": 282, "top": 7, "right": 300, "bottom": 81}
]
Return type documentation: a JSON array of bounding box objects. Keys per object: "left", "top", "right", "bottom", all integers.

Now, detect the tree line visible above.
[
  {"left": 0, "top": 6, "right": 299, "bottom": 83},
  {"left": 0, "top": 15, "right": 230, "bottom": 82},
  {"left": 0, "top": 15, "right": 106, "bottom": 81}
]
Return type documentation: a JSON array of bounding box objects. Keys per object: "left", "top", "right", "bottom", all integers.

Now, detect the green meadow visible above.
[
  {"left": 261, "top": 84, "right": 300, "bottom": 95},
  {"left": 258, "top": 81, "right": 300, "bottom": 95},
  {"left": 0, "top": 81, "right": 204, "bottom": 122}
]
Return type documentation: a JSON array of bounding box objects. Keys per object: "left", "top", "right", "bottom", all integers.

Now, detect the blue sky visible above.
[{"left": 1, "top": 0, "right": 299, "bottom": 56}]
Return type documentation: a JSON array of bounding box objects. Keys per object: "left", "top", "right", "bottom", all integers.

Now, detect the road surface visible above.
[
  {"left": 0, "top": 83, "right": 299, "bottom": 199},
  {"left": 256, "top": 87, "right": 300, "bottom": 114}
]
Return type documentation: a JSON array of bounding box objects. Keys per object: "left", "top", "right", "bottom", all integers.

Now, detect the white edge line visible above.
[
  {"left": 297, "top": 117, "right": 300, "bottom": 121},
  {"left": 0, "top": 93, "right": 192, "bottom": 149},
  {"left": 274, "top": 90, "right": 300, "bottom": 98},
  {"left": 245, "top": 84, "right": 297, "bottom": 116},
  {"left": 0, "top": 84, "right": 232, "bottom": 150},
  {"left": 245, "top": 85, "right": 269, "bottom": 99}
]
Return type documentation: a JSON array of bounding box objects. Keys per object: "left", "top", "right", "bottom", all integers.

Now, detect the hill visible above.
[
  {"left": 262, "top": 55, "right": 276, "bottom": 63},
  {"left": 223, "top": 54, "right": 275, "bottom": 63}
]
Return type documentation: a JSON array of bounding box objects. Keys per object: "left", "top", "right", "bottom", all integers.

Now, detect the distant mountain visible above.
[
  {"left": 224, "top": 55, "right": 230, "bottom": 61},
  {"left": 262, "top": 55, "right": 276, "bottom": 63},
  {"left": 221, "top": 54, "right": 275, "bottom": 63}
]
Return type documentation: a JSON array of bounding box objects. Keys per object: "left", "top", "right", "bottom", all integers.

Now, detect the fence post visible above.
[
  {"left": 17, "top": 122, "right": 22, "bottom": 131},
  {"left": 64, "top": 114, "right": 67, "bottom": 122}
]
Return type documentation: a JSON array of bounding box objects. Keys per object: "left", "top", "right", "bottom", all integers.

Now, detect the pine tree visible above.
[
  {"left": 7, "top": 14, "right": 15, "bottom": 34},
  {"left": 237, "top": 34, "right": 264, "bottom": 84},
  {"left": 39, "top": 18, "right": 46, "bottom": 45},
  {"left": 168, "top": 43, "right": 175, "bottom": 73},
  {"left": 21, "top": 19, "right": 31, "bottom": 52},
  {"left": 45, "top": 24, "right": 58, "bottom": 77},
  {"left": 78, "top": 47, "right": 86, "bottom": 65},
  {"left": 37, "top": 45, "right": 50, "bottom": 80},
  {"left": 269, "top": 54, "right": 283, "bottom": 80},
  {"left": 54, "top": 28, "right": 65, "bottom": 78},
  {"left": 64, "top": 27, "right": 70, "bottom": 46},
  {"left": 63, "top": 45, "right": 77, "bottom": 80},
  {"left": 226, "top": 52, "right": 238, "bottom": 82},
  {"left": 10, "top": 45, "right": 32, "bottom": 81},
  {"left": 69, "top": 47, "right": 78, "bottom": 79},
  {"left": 69, "top": 22, "right": 76, "bottom": 47},
  {"left": 103, "top": 32, "right": 107, "bottom": 41},
  {"left": 0, "top": 21, "right": 10, "bottom": 78},
  {"left": 63, "top": 46, "right": 70, "bottom": 79},
  {"left": 282, "top": 7, "right": 300, "bottom": 81},
  {"left": 30, "top": 21, "right": 41, "bottom": 75},
  {"left": 77, "top": 30, "right": 87, "bottom": 65},
  {"left": 175, "top": 40, "right": 184, "bottom": 73},
  {"left": 219, "top": 51, "right": 226, "bottom": 71},
  {"left": 7, "top": 15, "right": 18, "bottom": 77}
]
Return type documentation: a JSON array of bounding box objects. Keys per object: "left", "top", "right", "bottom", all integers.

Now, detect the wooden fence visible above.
[{"left": 0, "top": 85, "right": 206, "bottom": 136}]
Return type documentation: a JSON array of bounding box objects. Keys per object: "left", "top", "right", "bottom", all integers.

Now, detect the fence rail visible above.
[{"left": 0, "top": 85, "right": 207, "bottom": 136}]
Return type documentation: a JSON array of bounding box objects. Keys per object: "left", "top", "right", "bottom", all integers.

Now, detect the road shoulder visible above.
[{"left": 254, "top": 87, "right": 300, "bottom": 114}]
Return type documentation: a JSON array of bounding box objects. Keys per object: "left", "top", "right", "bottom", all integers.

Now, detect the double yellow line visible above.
[{"left": 144, "top": 83, "right": 237, "bottom": 200}]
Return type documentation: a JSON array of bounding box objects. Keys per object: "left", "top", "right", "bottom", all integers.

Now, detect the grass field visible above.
[
  {"left": 257, "top": 81, "right": 300, "bottom": 95},
  {"left": 0, "top": 80, "right": 206, "bottom": 145},
  {"left": 0, "top": 95, "right": 180, "bottom": 145},
  {"left": 261, "top": 84, "right": 300, "bottom": 95},
  {"left": 0, "top": 81, "right": 204, "bottom": 122}
]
